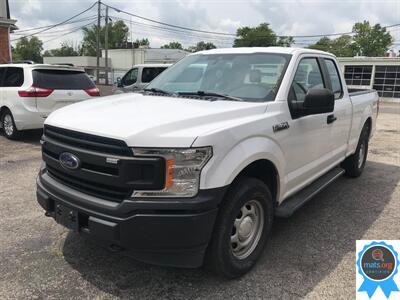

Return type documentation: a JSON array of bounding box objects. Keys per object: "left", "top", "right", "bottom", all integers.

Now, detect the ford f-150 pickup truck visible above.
[{"left": 36, "top": 47, "right": 378, "bottom": 278}]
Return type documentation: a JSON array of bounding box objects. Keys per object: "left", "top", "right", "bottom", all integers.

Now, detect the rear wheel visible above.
[
  {"left": 342, "top": 123, "right": 370, "bottom": 177},
  {"left": 1, "top": 109, "right": 20, "bottom": 140},
  {"left": 205, "top": 177, "right": 273, "bottom": 278}
]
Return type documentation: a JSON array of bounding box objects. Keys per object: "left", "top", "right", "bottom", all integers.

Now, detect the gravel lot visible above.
[{"left": 0, "top": 103, "right": 399, "bottom": 299}]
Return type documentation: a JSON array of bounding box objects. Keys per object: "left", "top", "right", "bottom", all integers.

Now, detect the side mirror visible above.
[
  {"left": 117, "top": 77, "right": 122, "bottom": 87},
  {"left": 303, "top": 88, "right": 334, "bottom": 115}
]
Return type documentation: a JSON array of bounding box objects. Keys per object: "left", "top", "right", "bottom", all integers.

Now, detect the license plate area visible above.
[{"left": 55, "top": 202, "right": 79, "bottom": 231}]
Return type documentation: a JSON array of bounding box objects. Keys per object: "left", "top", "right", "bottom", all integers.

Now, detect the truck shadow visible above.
[
  {"left": 0, "top": 129, "right": 42, "bottom": 146},
  {"left": 62, "top": 160, "right": 399, "bottom": 298}
]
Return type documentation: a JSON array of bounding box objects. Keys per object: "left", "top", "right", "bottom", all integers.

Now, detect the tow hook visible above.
[{"left": 109, "top": 244, "right": 124, "bottom": 252}]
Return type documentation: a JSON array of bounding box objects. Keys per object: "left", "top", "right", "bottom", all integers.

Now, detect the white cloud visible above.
[{"left": 8, "top": 0, "right": 400, "bottom": 51}]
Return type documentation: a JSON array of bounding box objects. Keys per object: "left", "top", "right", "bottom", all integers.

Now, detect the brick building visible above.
[{"left": 0, "top": 0, "right": 17, "bottom": 63}]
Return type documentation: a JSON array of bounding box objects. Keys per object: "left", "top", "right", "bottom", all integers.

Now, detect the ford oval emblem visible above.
[{"left": 59, "top": 152, "right": 80, "bottom": 170}]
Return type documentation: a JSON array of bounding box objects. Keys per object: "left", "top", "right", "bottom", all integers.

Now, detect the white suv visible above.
[{"left": 0, "top": 63, "right": 100, "bottom": 139}]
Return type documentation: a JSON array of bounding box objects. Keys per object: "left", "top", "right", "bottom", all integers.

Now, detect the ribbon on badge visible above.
[{"left": 357, "top": 241, "right": 399, "bottom": 298}]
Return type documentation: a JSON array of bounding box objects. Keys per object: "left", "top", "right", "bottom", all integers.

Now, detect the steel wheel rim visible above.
[
  {"left": 358, "top": 142, "right": 365, "bottom": 169},
  {"left": 231, "top": 199, "right": 264, "bottom": 260},
  {"left": 3, "top": 114, "right": 14, "bottom": 136}
]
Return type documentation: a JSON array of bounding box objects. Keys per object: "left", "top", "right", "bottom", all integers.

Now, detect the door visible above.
[
  {"left": 0, "top": 67, "right": 6, "bottom": 107},
  {"left": 33, "top": 69, "right": 95, "bottom": 117},
  {"left": 322, "top": 58, "right": 352, "bottom": 164},
  {"left": 120, "top": 68, "right": 138, "bottom": 92},
  {"left": 281, "top": 57, "right": 334, "bottom": 196},
  {"left": 139, "top": 67, "right": 168, "bottom": 89}
]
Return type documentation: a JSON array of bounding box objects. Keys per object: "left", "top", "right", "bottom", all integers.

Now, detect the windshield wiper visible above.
[
  {"left": 178, "top": 91, "right": 244, "bottom": 102},
  {"left": 143, "top": 88, "right": 173, "bottom": 95}
]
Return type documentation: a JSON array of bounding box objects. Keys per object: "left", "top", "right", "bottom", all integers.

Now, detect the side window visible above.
[
  {"left": 0, "top": 68, "right": 6, "bottom": 87},
  {"left": 121, "top": 68, "right": 138, "bottom": 86},
  {"left": 289, "top": 58, "right": 325, "bottom": 104},
  {"left": 141, "top": 67, "right": 167, "bottom": 83},
  {"left": 324, "top": 59, "right": 343, "bottom": 99},
  {"left": 4, "top": 67, "right": 24, "bottom": 87}
]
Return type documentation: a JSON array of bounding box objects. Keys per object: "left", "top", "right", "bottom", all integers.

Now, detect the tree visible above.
[
  {"left": 233, "top": 23, "right": 294, "bottom": 47},
  {"left": 161, "top": 41, "right": 183, "bottom": 49},
  {"left": 308, "top": 35, "right": 356, "bottom": 57},
  {"left": 134, "top": 38, "right": 150, "bottom": 48},
  {"left": 81, "top": 20, "right": 129, "bottom": 56},
  {"left": 352, "top": 21, "right": 393, "bottom": 56},
  {"left": 43, "top": 41, "right": 79, "bottom": 57},
  {"left": 12, "top": 36, "right": 43, "bottom": 63},
  {"left": 186, "top": 41, "right": 216, "bottom": 52}
]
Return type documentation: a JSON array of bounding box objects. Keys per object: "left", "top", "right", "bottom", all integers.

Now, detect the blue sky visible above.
[{"left": 9, "top": 0, "right": 400, "bottom": 51}]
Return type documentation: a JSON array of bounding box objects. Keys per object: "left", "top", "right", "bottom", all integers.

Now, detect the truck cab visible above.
[{"left": 113, "top": 64, "right": 171, "bottom": 94}]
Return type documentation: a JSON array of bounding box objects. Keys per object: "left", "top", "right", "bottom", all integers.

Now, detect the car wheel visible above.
[
  {"left": 342, "top": 123, "right": 370, "bottom": 178},
  {"left": 205, "top": 177, "right": 274, "bottom": 278},
  {"left": 1, "top": 109, "right": 20, "bottom": 140}
]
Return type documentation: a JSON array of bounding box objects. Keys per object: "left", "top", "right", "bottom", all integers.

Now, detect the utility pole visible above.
[
  {"left": 96, "top": 0, "right": 101, "bottom": 84},
  {"left": 104, "top": 5, "right": 109, "bottom": 85}
]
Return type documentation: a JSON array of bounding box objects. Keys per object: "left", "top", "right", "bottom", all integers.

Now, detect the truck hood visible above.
[{"left": 45, "top": 93, "right": 267, "bottom": 147}]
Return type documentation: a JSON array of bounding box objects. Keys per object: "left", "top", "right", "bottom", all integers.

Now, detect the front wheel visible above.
[
  {"left": 1, "top": 109, "right": 20, "bottom": 140},
  {"left": 342, "top": 123, "right": 369, "bottom": 177},
  {"left": 205, "top": 177, "right": 274, "bottom": 278}
]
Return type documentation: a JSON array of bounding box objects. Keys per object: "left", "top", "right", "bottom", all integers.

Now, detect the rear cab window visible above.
[
  {"left": 32, "top": 69, "right": 94, "bottom": 90},
  {"left": 141, "top": 67, "right": 168, "bottom": 83},
  {"left": 0, "top": 67, "right": 6, "bottom": 86},
  {"left": 4, "top": 67, "right": 24, "bottom": 87}
]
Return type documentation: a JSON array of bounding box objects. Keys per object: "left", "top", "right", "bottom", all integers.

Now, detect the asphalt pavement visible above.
[{"left": 0, "top": 103, "right": 399, "bottom": 299}]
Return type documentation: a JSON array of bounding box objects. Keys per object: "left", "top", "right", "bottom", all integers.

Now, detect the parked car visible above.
[
  {"left": 37, "top": 47, "right": 378, "bottom": 278},
  {"left": 113, "top": 64, "right": 171, "bottom": 94},
  {"left": 0, "top": 63, "right": 100, "bottom": 139}
]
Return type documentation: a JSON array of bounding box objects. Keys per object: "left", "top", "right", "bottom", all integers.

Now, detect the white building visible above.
[
  {"left": 44, "top": 48, "right": 188, "bottom": 84},
  {"left": 337, "top": 57, "right": 400, "bottom": 101},
  {"left": 102, "top": 48, "right": 188, "bottom": 78}
]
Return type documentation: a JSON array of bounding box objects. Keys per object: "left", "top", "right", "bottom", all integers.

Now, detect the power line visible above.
[
  {"left": 11, "top": 15, "right": 98, "bottom": 34},
  {"left": 102, "top": 2, "right": 237, "bottom": 37},
  {"left": 42, "top": 21, "right": 96, "bottom": 44},
  {"left": 11, "top": 1, "right": 97, "bottom": 42}
]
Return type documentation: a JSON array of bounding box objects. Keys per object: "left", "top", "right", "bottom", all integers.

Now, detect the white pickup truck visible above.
[{"left": 37, "top": 47, "right": 378, "bottom": 278}]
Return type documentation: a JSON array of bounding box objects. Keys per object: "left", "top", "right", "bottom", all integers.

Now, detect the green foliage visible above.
[
  {"left": 308, "top": 21, "right": 393, "bottom": 57},
  {"left": 233, "top": 23, "right": 294, "bottom": 47},
  {"left": 308, "top": 35, "right": 356, "bottom": 57},
  {"left": 161, "top": 41, "right": 183, "bottom": 49},
  {"left": 43, "top": 41, "right": 79, "bottom": 57},
  {"left": 134, "top": 38, "right": 150, "bottom": 48},
  {"left": 352, "top": 21, "right": 393, "bottom": 56},
  {"left": 186, "top": 41, "right": 216, "bottom": 53},
  {"left": 12, "top": 36, "right": 43, "bottom": 63},
  {"left": 81, "top": 20, "right": 129, "bottom": 56}
]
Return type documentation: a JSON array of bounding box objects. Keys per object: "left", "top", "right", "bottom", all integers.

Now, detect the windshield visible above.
[{"left": 146, "top": 53, "right": 291, "bottom": 102}]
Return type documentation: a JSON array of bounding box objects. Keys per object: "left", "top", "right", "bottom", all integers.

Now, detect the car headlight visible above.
[{"left": 131, "top": 147, "right": 212, "bottom": 197}]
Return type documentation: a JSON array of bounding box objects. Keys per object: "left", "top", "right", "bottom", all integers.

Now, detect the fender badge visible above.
[
  {"left": 106, "top": 157, "right": 120, "bottom": 164},
  {"left": 273, "top": 122, "right": 290, "bottom": 132}
]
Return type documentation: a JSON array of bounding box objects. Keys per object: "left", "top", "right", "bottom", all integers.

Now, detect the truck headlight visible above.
[{"left": 131, "top": 147, "right": 212, "bottom": 197}]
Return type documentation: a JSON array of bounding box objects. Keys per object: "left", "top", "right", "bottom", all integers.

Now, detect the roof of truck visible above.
[{"left": 195, "top": 47, "right": 334, "bottom": 56}]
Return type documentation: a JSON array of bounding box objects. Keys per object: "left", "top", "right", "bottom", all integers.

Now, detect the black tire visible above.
[
  {"left": 342, "top": 123, "right": 370, "bottom": 178},
  {"left": 205, "top": 177, "right": 274, "bottom": 278},
  {"left": 1, "top": 109, "right": 20, "bottom": 140}
]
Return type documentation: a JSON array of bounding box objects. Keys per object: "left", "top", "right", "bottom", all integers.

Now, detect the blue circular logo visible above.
[
  {"left": 357, "top": 241, "right": 399, "bottom": 298},
  {"left": 59, "top": 152, "right": 80, "bottom": 170}
]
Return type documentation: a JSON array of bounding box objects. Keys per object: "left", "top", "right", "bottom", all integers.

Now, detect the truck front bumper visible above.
[{"left": 36, "top": 168, "right": 227, "bottom": 268}]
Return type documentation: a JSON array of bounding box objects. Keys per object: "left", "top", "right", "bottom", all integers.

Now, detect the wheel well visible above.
[
  {"left": 0, "top": 106, "right": 10, "bottom": 118},
  {"left": 364, "top": 117, "right": 372, "bottom": 139},
  {"left": 235, "top": 159, "right": 279, "bottom": 204}
]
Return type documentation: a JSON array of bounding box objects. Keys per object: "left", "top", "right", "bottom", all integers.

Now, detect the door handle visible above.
[{"left": 327, "top": 114, "right": 337, "bottom": 124}]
